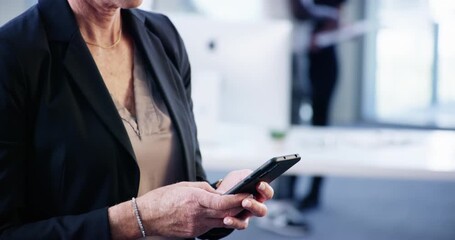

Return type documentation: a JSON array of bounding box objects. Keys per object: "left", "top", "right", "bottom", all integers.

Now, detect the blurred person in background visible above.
[
  {"left": 289, "top": 0, "right": 347, "bottom": 212},
  {"left": 272, "top": 0, "right": 346, "bottom": 226}
]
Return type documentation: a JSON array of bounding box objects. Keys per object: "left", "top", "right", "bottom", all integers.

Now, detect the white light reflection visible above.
[
  {"left": 427, "top": 132, "right": 455, "bottom": 172},
  {"left": 429, "top": 0, "right": 455, "bottom": 23},
  {"left": 192, "top": 0, "right": 264, "bottom": 20}
]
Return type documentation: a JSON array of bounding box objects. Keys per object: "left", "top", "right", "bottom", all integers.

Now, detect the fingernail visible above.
[
  {"left": 224, "top": 217, "right": 233, "bottom": 225},
  {"left": 258, "top": 182, "right": 265, "bottom": 191},
  {"left": 245, "top": 218, "right": 250, "bottom": 227},
  {"left": 242, "top": 199, "right": 252, "bottom": 208}
]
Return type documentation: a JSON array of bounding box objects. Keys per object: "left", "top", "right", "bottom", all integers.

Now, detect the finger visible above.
[
  {"left": 236, "top": 210, "right": 253, "bottom": 220},
  {"left": 203, "top": 206, "right": 244, "bottom": 219},
  {"left": 255, "top": 182, "right": 274, "bottom": 202},
  {"left": 199, "top": 193, "right": 249, "bottom": 211},
  {"left": 202, "top": 218, "right": 227, "bottom": 229},
  {"left": 222, "top": 216, "right": 250, "bottom": 230},
  {"left": 178, "top": 181, "right": 220, "bottom": 194},
  {"left": 216, "top": 169, "right": 252, "bottom": 193},
  {"left": 241, "top": 198, "right": 268, "bottom": 217}
]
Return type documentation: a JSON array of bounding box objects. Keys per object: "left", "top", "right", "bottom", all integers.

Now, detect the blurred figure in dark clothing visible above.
[
  {"left": 282, "top": 0, "right": 346, "bottom": 211},
  {"left": 307, "top": 0, "right": 344, "bottom": 126}
]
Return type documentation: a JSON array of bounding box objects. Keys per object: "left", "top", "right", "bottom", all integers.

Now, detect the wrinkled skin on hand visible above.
[{"left": 136, "top": 170, "right": 274, "bottom": 238}]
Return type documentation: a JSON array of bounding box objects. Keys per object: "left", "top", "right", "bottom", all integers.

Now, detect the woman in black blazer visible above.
[{"left": 0, "top": 0, "right": 274, "bottom": 239}]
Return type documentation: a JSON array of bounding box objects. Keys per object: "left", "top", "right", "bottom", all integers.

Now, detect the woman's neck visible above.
[{"left": 68, "top": 0, "right": 122, "bottom": 47}]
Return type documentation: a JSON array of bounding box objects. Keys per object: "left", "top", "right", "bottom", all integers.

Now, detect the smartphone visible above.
[
  {"left": 198, "top": 154, "right": 301, "bottom": 239},
  {"left": 224, "top": 154, "right": 301, "bottom": 195}
]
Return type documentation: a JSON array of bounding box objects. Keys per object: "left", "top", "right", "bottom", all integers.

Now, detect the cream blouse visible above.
[{"left": 112, "top": 51, "right": 185, "bottom": 240}]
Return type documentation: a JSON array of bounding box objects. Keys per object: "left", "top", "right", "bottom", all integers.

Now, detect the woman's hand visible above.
[
  {"left": 215, "top": 170, "right": 275, "bottom": 226},
  {"left": 108, "top": 172, "right": 274, "bottom": 239},
  {"left": 136, "top": 181, "right": 249, "bottom": 238}
]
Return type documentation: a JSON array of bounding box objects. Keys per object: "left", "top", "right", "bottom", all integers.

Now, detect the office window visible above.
[
  {"left": 365, "top": 0, "right": 455, "bottom": 128},
  {"left": 438, "top": 23, "right": 455, "bottom": 104}
]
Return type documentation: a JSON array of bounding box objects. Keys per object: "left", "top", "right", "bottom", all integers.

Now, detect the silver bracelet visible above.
[{"left": 131, "top": 197, "right": 146, "bottom": 238}]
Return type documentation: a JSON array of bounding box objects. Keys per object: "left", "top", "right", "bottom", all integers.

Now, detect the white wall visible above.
[{"left": 262, "top": 0, "right": 292, "bottom": 19}]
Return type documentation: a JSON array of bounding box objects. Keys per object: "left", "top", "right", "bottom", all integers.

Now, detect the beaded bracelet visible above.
[{"left": 131, "top": 197, "right": 146, "bottom": 238}]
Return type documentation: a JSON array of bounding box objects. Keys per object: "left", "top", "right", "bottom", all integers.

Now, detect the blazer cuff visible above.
[{"left": 197, "top": 227, "right": 234, "bottom": 240}]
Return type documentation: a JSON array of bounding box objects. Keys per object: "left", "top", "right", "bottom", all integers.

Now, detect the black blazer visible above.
[{"left": 0, "top": 0, "right": 207, "bottom": 238}]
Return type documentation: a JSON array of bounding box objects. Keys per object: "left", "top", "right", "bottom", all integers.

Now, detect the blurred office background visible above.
[
  {"left": 3, "top": 0, "right": 454, "bottom": 129},
  {"left": 139, "top": 0, "right": 455, "bottom": 130},
  {"left": 2, "top": 0, "right": 455, "bottom": 239}
]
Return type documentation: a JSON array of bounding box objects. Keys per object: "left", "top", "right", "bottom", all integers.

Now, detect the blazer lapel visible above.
[
  {"left": 62, "top": 36, "right": 137, "bottom": 162},
  {"left": 125, "top": 11, "right": 196, "bottom": 180},
  {"left": 39, "top": 0, "right": 195, "bottom": 180},
  {"left": 39, "top": 0, "right": 137, "bottom": 162}
]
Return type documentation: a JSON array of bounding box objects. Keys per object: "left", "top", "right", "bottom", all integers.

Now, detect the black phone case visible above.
[
  {"left": 198, "top": 154, "right": 300, "bottom": 240},
  {"left": 224, "top": 154, "right": 301, "bottom": 195}
]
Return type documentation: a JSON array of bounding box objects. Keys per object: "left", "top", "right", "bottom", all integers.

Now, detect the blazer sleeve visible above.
[
  {"left": 0, "top": 43, "right": 112, "bottom": 239},
  {"left": 163, "top": 15, "right": 207, "bottom": 182},
  {"left": 140, "top": 11, "right": 208, "bottom": 181},
  {"left": 179, "top": 37, "right": 207, "bottom": 182},
  {"left": 156, "top": 16, "right": 237, "bottom": 240}
]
